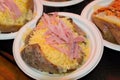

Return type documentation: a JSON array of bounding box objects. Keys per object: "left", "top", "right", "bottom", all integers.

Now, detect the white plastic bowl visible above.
[
  {"left": 43, "top": 0, "right": 83, "bottom": 7},
  {"left": 81, "top": 0, "right": 120, "bottom": 51},
  {"left": 0, "top": 0, "right": 43, "bottom": 40},
  {"left": 13, "top": 12, "right": 103, "bottom": 80}
]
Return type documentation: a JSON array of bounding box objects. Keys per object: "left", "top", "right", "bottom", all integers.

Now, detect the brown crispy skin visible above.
[
  {"left": 0, "top": 24, "right": 22, "bottom": 33},
  {"left": 24, "top": 31, "right": 33, "bottom": 45},
  {"left": 107, "top": 23, "right": 120, "bottom": 44},
  {"left": 21, "top": 44, "right": 65, "bottom": 74},
  {"left": 92, "top": 14, "right": 118, "bottom": 44},
  {"left": 26, "top": 0, "right": 34, "bottom": 11}
]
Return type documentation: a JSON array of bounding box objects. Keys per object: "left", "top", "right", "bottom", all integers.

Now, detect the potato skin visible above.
[
  {"left": 108, "top": 23, "right": 120, "bottom": 44},
  {"left": 0, "top": 24, "right": 22, "bottom": 33},
  {"left": 21, "top": 44, "right": 64, "bottom": 74},
  {"left": 91, "top": 14, "right": 120, "bottom": 44}
]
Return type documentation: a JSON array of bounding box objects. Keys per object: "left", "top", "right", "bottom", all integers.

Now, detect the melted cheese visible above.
[
  {"left": 0, "top": 0, "right": 33, "bottom": 26},
  {"left": 28, "top": 17, "right": 90, "bottom": 71}
]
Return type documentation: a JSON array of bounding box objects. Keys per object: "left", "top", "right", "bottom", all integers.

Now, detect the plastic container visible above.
[
  {"left": 0, "top": 0, "right": 43, "bottom": 40},
  {"left": 13, "top": 12, "right": 103, "bottom": 80},
  {"left": 43, "top": 0, "right": 83, "bottom": 7},
  {"left": 81, "top": 0, "right": 120, "bottom": 51}
]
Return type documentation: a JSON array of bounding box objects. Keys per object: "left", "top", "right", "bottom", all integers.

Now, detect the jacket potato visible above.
[
  {"left": 92, "top": 0, "right": 120, "bottom": 44},
  {"left": 0, "top": 0, "right": 33, "bottom": 33},
  {"left": 21, "top": 13, "right": 89, "bottom": 74}
]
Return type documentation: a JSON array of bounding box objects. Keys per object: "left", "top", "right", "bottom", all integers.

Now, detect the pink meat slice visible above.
[
  {"left": 0, "top": 0, "right": 22, "bottom": 18},
  {"left": 36, "top": 13, "right": 85, "bottom": 59}
]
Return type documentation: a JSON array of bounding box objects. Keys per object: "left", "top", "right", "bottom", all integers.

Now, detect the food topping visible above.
[
  {"left": 94, "top": 0, "right": 120, "bottom": 18},
  {"left": 35, "top": 13, "right": 85, "bottom": 59},
  {"left": 22, "top": 13, "right": 90, "bottom": 73},
  {"left": 0, "top": 0, "right": 22, "bottom": 18}
]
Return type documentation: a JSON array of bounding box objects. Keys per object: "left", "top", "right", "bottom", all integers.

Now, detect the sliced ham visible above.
[
  {"left": 74, "top": 36, "right": 85, "bottom": 43},
  {"left": 0, "top": 3, "right": 5, "bottom": 12},
  {"left": 46, "top": 34, "right": 66, "bottom": 44},
  {"left": 0, "top": 0, "right": 5, "bottom": 12},
  {"left": 36, "top": 13, "right": 85, "bottom": 59},
  {"left": 0, "top": 0, "right": 21, "bottom": 18}
]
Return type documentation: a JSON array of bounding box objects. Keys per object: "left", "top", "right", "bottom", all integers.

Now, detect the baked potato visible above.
[
  {"left": 21, "top": 13, "right": 89, "bottom": 74},
  {"left": 0, "top": 0, "right": 34, "bottom": 33},
  {"left": 92, "top": 0, "right": 120, "bottom": 44}
]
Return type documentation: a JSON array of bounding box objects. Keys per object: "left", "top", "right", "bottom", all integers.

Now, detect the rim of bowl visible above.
[{"left": 43, "top": 0, "right": 83, "bottom": 7}]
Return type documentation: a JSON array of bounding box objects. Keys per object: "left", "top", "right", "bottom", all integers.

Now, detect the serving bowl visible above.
[
  {"left": 13, "top": 12, "right": 103, "bottom": 80},
  {"left": 81, "top": 0, "right": 120, "bottom": 51},
  {"left": 0, "top": 0, "right": 43, "bottom": 40},
  {"left": 43, "top": 0, "right": 83, "bottom": 7}
]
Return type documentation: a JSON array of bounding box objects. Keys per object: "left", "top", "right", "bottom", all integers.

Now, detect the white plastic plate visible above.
[
  {"left": 43, "top": 0, "right": 84, "bottom": 7},
  {"left": 0, "top": 0, "right": 43, "bottom": 40},
  {"left": 13, "top": 12, "right": 103, "bottom": 80},
  {"left": 81, "top": 0, "right": 120, "bottom": 51}
]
